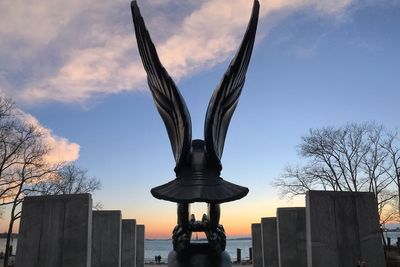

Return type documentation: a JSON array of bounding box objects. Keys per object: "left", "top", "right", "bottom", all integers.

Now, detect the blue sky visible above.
[{"left": 1, "top": 0, "right": 400, "bottom": 237}]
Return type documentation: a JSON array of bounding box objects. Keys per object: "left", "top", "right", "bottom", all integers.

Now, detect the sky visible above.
[{"left": 1, "top": 0, "right": 400, "bottom": 238}]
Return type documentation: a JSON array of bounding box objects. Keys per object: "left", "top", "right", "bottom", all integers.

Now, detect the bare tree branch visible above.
[{"left": 273, "top": 122, "right": 400, "bottom": 223}]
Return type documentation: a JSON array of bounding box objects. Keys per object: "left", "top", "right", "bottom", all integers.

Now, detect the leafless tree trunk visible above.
[{"left": 4, "top": 182, "right": 22, "bottom": 265}]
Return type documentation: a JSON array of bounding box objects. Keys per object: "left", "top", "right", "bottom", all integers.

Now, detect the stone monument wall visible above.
[
  {"left": 15, "top": 194, "right": 92, "bottom": 267},
  {"left": 121, "top": 219, "right": 137, "bottom": 267},
  {"left": 251, "top": 223, "right": 263, "bottom": 267},
  {"left": 306, "top": 191, "right": 386, "bottom": 267},
  {"left": 136, "top": 224, "right": 145, "bottom": 267},
  {"left": 277, "top": 207, "right": 307, "bottom": 267},
  {"left": 91, "top": 210, "right": 122, "bottom": 267},
  {"left": 261, "top": 217, "right": 278, "bottom": 267}
]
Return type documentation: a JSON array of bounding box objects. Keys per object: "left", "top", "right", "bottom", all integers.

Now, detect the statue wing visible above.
[
  {"left": 204, "top": 0, "right": 259, "bottom": 162},
  {"left": 131, "top": 1, "right": 192, "bottom": 165}
]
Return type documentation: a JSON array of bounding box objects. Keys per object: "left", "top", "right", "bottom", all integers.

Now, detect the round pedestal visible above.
[{"left": 168, "top": 244, "right": 232, "bottom": 267}]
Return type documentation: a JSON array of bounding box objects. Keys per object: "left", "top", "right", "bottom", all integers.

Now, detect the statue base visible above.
[{"left": 167, "top": 243, "right": 232, "bottom": 267}]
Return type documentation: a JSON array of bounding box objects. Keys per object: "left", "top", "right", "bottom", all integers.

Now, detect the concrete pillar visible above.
[
  {"left": 136, "top": 224, "right": 145, "bottom": 267},
  {"left": 236, "top": 248, "right": 241, "bottom": 263},
  {"left": 122, "top": 219, "right": 136, "bottom": 267},
  {"left": 15, "top": 194, "right": 92, "bottom": 267},
  {"left": 306, "top": 191, "right": 386, "bottom": 267},
  {"left": 251, "top": 223, "right": 262, "bottom": 267},
  {"left": 277, "top": 208, "right": 307, "bottom": 267},
  {"left": 261, "top": 217, "right": 278, "bottom": 267},
  {"left": 91, "top": 210, "right": 122, "bottom": 267}
]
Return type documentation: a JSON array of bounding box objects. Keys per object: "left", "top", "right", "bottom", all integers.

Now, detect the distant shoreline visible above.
[
  {"left": 0, "top": 234, "right": 251, "bottom": 241},
  {"left": 0, "top": 233, "right": 17, "bottom": 239}
]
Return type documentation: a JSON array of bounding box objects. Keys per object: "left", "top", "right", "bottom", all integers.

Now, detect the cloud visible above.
[
  {"left": 0, "top": 0, "right": 357, "bottom": 105},
  {"left": 263, "top": 0, "right": 353, "bottom": 15},
  {"left": 19, "top": 112, "right": 80, "bottom": 164}
]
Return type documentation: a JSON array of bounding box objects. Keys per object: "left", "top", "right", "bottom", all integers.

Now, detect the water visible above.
[
  {"left": 2, "top": 232, "right": 398, "bottom": 263},
  {"left": 0, "top": 237, "right": 250, "bottom": 262},
  {"left": 145, "top": 239, "right": 252, "bottom": 263},
  {"left": 0, "top": 238, "right": 17, "bottom": 255},
  {"left": 384, "top": 231, "right": 400, "bottom": 245}
]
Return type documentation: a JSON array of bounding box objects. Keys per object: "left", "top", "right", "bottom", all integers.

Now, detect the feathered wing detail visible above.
[
  {"left": 204, "top": 0, "right": 259, "bottom": 162},
  {"left": 131, "top": 1, "right": 192, "bottom": 165}
]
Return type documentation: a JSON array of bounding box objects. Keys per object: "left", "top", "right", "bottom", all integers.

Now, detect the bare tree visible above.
[
  {"left": 33, "top": 164, "right": 102, "bottom": 213},
  {"left": 273, "top": 122, "right": 399, "bottom": 222},
  {"left": 0, "top": 97, "right": 14, "bottom": 119},
  {"left": 1, "top": 162, "right": 101, "bottom": 266},
  {"left": 0, "top": 98, "right": 23, "bottom": 202},
  {"left": 33, "top": 163, "right": 102, "bottom": 201},
  {"left": 0, "top": 97, "right": 102, "bottom": 266},
  {"left": 0, "top": 121, "right": 58, "bottom": 267},
  {"left": 382, "top": 131, "right": 400, "bottom": 218},
  {"left": 0, "top": 97, "right": 55, "bottom": 266},
  {"left": 35, "top": 164, "right": 101, "bottom": 195}
]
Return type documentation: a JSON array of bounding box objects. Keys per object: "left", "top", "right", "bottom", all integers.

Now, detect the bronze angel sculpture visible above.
[{"left": 131, "top": 0, "right": 259, "bottom": 258}]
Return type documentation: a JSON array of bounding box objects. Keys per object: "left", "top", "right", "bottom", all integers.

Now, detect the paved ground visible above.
[{"left": 145, "top": 264, "right": 251, "bottom": 266}]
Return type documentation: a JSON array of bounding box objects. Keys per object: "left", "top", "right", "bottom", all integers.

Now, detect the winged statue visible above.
[{"left": 131, "top": 0, "right": 259, "bottom": 256}]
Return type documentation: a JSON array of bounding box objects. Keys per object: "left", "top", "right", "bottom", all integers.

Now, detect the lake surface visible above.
[
  {"left": 0, "top": 238, "right": 17, "bottom": 255},
  {"left": 0, "top": 237, "right": 251, "bottom": 262},
  {"left": 145, "top": 239, "right": 252, "bottom": 262}
]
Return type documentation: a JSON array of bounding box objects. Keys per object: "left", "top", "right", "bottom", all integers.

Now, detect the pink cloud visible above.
[
  {"left": 0, "top": 0, "right": 355, "bottom": 104},
  {"left": 20, "top": 112, "right": 80, "bottom": 164}
]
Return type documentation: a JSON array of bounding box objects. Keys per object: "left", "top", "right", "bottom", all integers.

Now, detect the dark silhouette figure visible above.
[{"left": 131, "top": 0, "right": 259, "bottom": 256}]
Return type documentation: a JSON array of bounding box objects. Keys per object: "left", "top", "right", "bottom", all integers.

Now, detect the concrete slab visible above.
[
  {"left": 277, "top": 207, "right": 307, "bottom": 267},
  {"left": 261, "top": 217, "right": 278, "bottom": 267},
  {"left": 251, "top": 223, "right": 262, "bottom": 267},
  {"left": 122, "top": 219, "right": 136, "bottom": 267},
  {"left": 306, "top": 190, "right": 386, "bottom": 267},
  {"left": 15, "top": 194, "right": 92, "bottom": 267},
  {"left": 136, "top": 224, "right": 145, "bottom": 267},
  {"left": 91, "top": 210, "right": 122, "bottom": 267}
]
